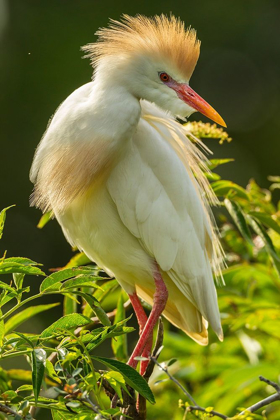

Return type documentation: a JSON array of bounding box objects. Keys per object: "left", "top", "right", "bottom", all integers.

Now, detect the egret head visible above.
[{"left": 83, "top": 14, "right": 226, "bottom": 126}]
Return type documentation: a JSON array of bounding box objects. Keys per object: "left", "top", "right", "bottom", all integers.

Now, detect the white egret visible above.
[{"left": 30, "top": 14, "right": 226, "bottom": 375}]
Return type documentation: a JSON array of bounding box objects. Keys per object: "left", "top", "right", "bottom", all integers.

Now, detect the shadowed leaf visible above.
[
  {"left": 32, "top": 348, "right": 46, "bottom": 404},
  {"left": 91, "top": 356, "right": 155, "bottom": 404}
]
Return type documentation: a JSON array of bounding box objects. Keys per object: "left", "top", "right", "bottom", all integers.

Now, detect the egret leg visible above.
[
  {"left": 128, "top": 265, "right": 168, "bottom": 371},
  {"left": 129, "top": 293, "right": 153, "bottom": 375}
]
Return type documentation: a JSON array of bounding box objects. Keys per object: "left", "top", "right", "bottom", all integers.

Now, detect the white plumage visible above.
[{"left": 30, "top": 15, "right": 225, "bottom": 353}]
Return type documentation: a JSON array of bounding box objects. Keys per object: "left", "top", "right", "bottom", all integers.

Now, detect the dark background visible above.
[{"left": 1, "top": 0, "right": 280, "bottom": 269}]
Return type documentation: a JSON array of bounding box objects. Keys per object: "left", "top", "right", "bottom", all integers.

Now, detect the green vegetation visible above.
[{"left": 0, "top": 123, "right": 280, "bottom": 419}]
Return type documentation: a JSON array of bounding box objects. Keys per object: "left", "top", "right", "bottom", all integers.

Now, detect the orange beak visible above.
[{"left": 173, "top": 83, "right": 227, "bottom": 127}]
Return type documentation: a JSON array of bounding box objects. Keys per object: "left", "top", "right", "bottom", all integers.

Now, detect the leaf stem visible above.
[{"left": 1, "top": 293, "right": 43, "bottom": 320}]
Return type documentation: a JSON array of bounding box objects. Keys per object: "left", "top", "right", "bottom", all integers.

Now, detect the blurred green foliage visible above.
[{"left": 0, "top": 123, "right": 280, "bottom": 419}]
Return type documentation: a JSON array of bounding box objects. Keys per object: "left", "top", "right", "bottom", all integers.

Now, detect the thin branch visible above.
[
  {"left": 0, "top": 402, "right": 22, "bottom": 417},
  {"left": 150, "top": 358, "right": 280, "bottom": 419},
  {"left": 150, "top": 355, "right": 197, "bottom": 406},
  {"left": 239, "top": 393, "right": 280, "bottom": 416},
  {"left": 239, "top": 375, "right": 280, "bottom": 416},
  {"left": 259, "top": 375, "right": 280, "bottom": 392},
  {"left": 81, "top": 396, "right": 108, "bottom": 419}
]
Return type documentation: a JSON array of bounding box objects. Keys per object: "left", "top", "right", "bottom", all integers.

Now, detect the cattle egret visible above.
[{"left": 30, "top": 14, "right": 226, "bottom": 375}]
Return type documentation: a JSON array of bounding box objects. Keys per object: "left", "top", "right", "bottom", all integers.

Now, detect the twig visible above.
[
  {"left": 150, "top": 355, "right": 197, "bottom": 406},
  {"left": 239, "top": 375, "right": 280, "bottom": 416},
  {"left": 150, "top": 359, "right": 280, "bottom": 419},
  {"left": 82, "top": 396, "right": 108, "bottom": 419},
  {"left": 0, "top": 403, "right": 23, "bottom": 417},
  {"left": 259, "top": 375, "right": 280, "bottom": 392},
  {"left": 186, "top": 405, "right": 227, "bottom": 419}
]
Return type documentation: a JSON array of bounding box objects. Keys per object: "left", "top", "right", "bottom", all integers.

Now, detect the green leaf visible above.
[
  {"left": 91, "top": 356, "right": 155, "bottom": 404},
  {"left": 248, "top": 217, "right": 280, "bottom": 276},
  {"left": 64, "top": 252, "right": 92, "bottom": 269},
  {"left": 0, "top": 206, "right": 14, "bottom": 239},
  {"left": 93, "top": 279, "right": 118, "bottom": 302},
  {"left": 208, "top": 158, "right": 234, "bottom": 170},
  {"left": 104, "top": 370, "right": 130, "bottom": 402},
  {"left": 248, "top": 211, "right": 280, "bottom": 235},
  {"left": 17, "top": 384, "right": 33, "bottom": 392},
  {"left": 0, "top": 309, "right": 4, "bottom": 346},
  {"left": 60, "top": 275, "right": 103, "bottom": 290},
  {"left": 40, "top": 314, "right": 91, "bottom": 338},
  {"left": 5, "top": 257, "right": 42, "bottom": 267},
  {"left": 112, "top": 292, "right": 127, "bottom": 361},
  {"left": 37, "top": 211, "right": 52, "bottom": 229},
  {"left": 0, "top": 261, "right": 45, "bottom": 276},
  {"left": 13, "top": 273, "right": 25, "bottom": 290},
  {"left": 7, "top": 369, "right": 32, "bottom": 382},
  {"left": 63, "top": 294, "right": 77, "bottom": 316},
  {"left": 85, "top": 321, "right": 133, "bottom": 352},
  {"left": 5, "top": 303, "right": 60, "bottom": 334},
  {"left": 45, "top": 360, "right": 62, "bottom": 384},
  {"left": 0, "top": 281, "right": 15, "bottom": 293},
  {"left": 63, "top": 290, "right": 111, "bottom": 327},
  {"left": 212, "top": 180, "right": 249, "bottom": 199},
  {"left": 14, "top": 331, "right": 35, "bottom": 348},
  {"left": 224, "top": 199, "right": 253, "bottom": 245},
  {"left": 32, "top": 348, "right": 46, "bottom": 404},
  {"left": 40, "top": 267, "right": 98, "bottom": 293}
]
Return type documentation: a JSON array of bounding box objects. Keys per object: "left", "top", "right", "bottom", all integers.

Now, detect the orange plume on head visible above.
[{"left": 82, "top": 14, "right": 201, "bottom": 80}]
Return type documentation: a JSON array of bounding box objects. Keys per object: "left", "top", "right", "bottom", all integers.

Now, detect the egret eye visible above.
[{"left": 159, "top": 72, "right": 170, "bottom": 83}]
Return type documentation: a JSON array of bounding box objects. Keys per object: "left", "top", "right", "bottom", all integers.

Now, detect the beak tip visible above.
[{"left": 215, "top": 115, "right": 227, "bottom": 129}]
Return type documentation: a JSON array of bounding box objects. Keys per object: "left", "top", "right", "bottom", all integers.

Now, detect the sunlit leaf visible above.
[
  {"left": 0, "top": 261, "right": 45, "bottom": 276},
  {"left": 63, "top": 252, "right": 92, "bottom": 269},
  {"left": 60, "top": 275, "right": 103, "bottom": 290},
  {"left": 8, "top": 370, "right": 32, "bottom": 383},
  {"left": 212, "top": 180, "right": 249, "bottom": 199},
  {"left": 37, "top": 211, "right": 52, "bottom": 229},
  {"left": 40, "top": 314, "right": 91, "bottom": 338},
  {"left": 45, "top": 360, "right": 62, "bottom": 384},
  {"left": 40, "top": 267, "right": 98, "bottom": 293},
  {"left": 0, "top": 206, "right": 14, "bottom": 239},
  {"left": 104, "top": 370, "right": 130, "bottom": 401},
  {"left": 208, "top": 158, "right": 234, "bottom": 170}
]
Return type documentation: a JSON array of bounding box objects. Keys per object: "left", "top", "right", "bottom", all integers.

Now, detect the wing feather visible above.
[{"left": 107, "top": 101, "right": 223, "bottom": 340}]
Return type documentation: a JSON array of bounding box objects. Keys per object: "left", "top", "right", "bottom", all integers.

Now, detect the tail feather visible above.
[{"left": 136, "top": 281, "right": 209, "bottom": 346}]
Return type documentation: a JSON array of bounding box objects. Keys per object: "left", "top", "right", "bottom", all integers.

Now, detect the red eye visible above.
[{"left": 159, "top": 72, "right": 170, "bottom": 83}]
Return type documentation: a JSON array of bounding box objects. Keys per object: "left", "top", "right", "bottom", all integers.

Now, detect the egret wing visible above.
[{"left": 107, "top": 102, "right": 223, "bottom": 339}]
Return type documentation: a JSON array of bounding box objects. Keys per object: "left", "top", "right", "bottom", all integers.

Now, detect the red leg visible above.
[
  {"left": 128, "top": 265, "right": 168, "bottom": 370},
  {"left": 129, "top": 293, "right": 153, "bottom": 375}
]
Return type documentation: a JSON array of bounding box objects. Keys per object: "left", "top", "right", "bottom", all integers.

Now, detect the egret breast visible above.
[{"left": 56, "top": 178, "right": 154, "bottom": 295}]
